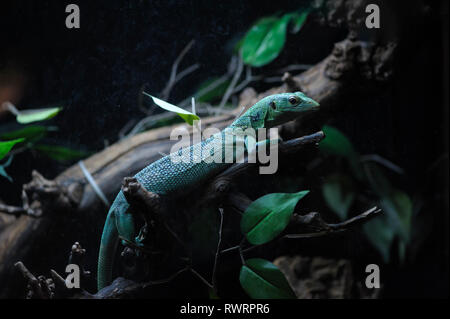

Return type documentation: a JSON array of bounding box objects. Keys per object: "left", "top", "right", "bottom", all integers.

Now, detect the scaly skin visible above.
[{"left": 97, "top": 92, "right": 319, "bottom": 290}]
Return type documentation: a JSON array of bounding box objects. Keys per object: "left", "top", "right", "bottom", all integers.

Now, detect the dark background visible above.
[{"left": 0, "top": 0, "right": 448, "bottom": 298}]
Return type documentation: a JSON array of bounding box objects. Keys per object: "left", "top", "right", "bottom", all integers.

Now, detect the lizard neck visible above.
[{"left": 229, "top": 106, "right": 267, "bottom": 131}]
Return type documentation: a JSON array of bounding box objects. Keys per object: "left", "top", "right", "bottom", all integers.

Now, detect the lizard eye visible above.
[
  {"left": 270, "top": 101, "right": 276, "bottom": 110},
  {"left": 289, "top": 96, "right": 300, "bottom": 105}
]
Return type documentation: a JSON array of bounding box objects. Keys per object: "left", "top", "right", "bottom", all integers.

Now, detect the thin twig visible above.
[
  {"left": 211, "top": 208, "right": 224, "bottom": 291},
  {"left": 160, "top": 40, "right": 196, "bottom": 100},
  {"left": 190, "top": 268, "right": 213, "bottom": 289},
  {"left": 0, "top": 203, "right": 28, "bottom": 216},
  {"left": 327, "top": 206, "right": 382, "bottom": 230},
  {"left": 78, "top": 160, "right": 110, "bottom": 207},
  {"left": 285, "top": 207, "right": 382, "bottom": 239},
  {"left": 142, "top": 267, "right": 189, "bottom": 287},
  {"left": 220, "top": 245, "right": 240, "bottom": 254},
  {"left": 219, "top": 56, "right": 243, "bottom": 108},
  {"left": 360, "top": 154, "right": 404, "bottom": 174},
  {"left": 174, "top": 63, "right": 200, "bottom": 83}
]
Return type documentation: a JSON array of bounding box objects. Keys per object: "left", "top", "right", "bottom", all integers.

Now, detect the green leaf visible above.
[
  {"left": 208, "top": 288, "right": 220, "bottom": 299},
  {"left": 363, "top": 216, "right": 395, "bottom": 263},
  {"left": 322, "top": 174, "right": 355, "bottom": 220},
  {"left": 365, "top": 162, "right": 413, "bottom": 238},
  {"left": 320, "top": 125, "right": 363, "bottom": 179},
  {"left": 0, "top": 125, "right": 56, "bottom": 142},
  {"left": 241, "top": 190, "right": 309, "bottom": 245},
  {"left": 363, "top": 162, "right": 413, "bottom": 262},
  {"left": 239, "top": 258, "right": 296, "bottom": 299},
  {"left": 364, "top": 162, "right": 392, "bottom": 197},
  {"left": 241, "top": 14, "right": 291, "bottom": 67},
  {"left": 34, "top": 144, "right": 89, "bottom": 162},
  {"left": 0, "top": 138, "right": 24, "bottom": 160},
  {"left": 291, "top": 10, "right": 310, "bottom": 33},
  {"left": 143, "top": 92, "right": 200, "bottom": 125},
  {"left": 233, "top": 36, "right": 245, "bottom": 53},
  {"left": 380, "top": 190, "right": 413, "bottom": 242},
  {"left": 16, "top": 107, "right": 61, "bottom": 124},
  {"left": 320, "top": 125, "right": 356, "bottom": 158}
]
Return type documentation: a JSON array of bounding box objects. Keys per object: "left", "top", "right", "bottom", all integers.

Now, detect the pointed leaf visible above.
[
  {"left": 363, "top": 216, "right": 395, "bottom": 263},
  {"left": 380, "top": 190, "right": 413, "bottom": 241},
  {"left": 320, "top": 125, "right": 356, "bottom": 158},
  {"left": 320, "top": 125, "right": 363, "bottom": 179},
  {"left": 239, "top": 258, "right": 296, "bottom": 299},
  {"left": 364, "top": 162, "right": 392, "bottom": 197},
  {"left": 0, "top": 125, "right": 56, "bottom": 142},
  {"left": 16, "top": 107, "right": 61, "bottom": 124},
  {"left": 241, "top": 190, "right": 309, "bottom": 245},
  {"left": 143, "top": 92, "right": 200, "bottom": 125},
  {"left": 322, "top": 174, "right": 355, "bottom": 220},
  {"left": 291, "top": 10, "right": 310, "bottom": 33},
  {"left": 34, "top": 144, "right": 89, "bottom": 162},
  {"left": 0, "top": 138, "right": 24, "bottom": 160},
  {"left": 241, "top": 14, "right": 291, "bottom": 67}
]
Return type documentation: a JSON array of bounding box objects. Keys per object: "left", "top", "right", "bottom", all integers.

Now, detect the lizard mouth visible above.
[
  {"left": 303, "top": 98, "right": 320, "bottom": 110},
  {"left": 284, "top": 99, "right": 320, "bottom": 112}
]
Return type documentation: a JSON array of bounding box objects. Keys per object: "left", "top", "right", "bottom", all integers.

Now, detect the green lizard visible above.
[{"left": 97, "top": 92, "right": 319, "bottom": 290}]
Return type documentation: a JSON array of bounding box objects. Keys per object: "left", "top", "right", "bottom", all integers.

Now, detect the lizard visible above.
[{"left": 97, "top": 92, "right": 320, "bottom": 290}]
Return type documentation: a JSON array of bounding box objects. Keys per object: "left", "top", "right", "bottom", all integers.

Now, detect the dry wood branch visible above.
[
  {"left": 0, "top": 203, "right": 29, "bottom": 217},
  {"left": 212, "top": 130, "right": 325, "bottom": 182},
  {"left": 285, "top": 206, "right": 382, "bottom": 239},
  {"left": 15, "top": 261, "right": 55, "bottom": 299}
]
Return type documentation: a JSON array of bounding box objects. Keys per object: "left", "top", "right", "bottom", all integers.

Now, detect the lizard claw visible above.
[{"left": 122, "top": 177, "right": 140, "bottom": 196}]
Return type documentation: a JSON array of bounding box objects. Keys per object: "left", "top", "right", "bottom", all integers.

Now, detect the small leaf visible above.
[
  {"left": 239, "top": 258, "right": 296, "bottom": 299},
  {"left": 364, "top": 162, "right": 392, "bottom": 197},
  {"left": 363, "top": 189, "right": 413, "bottom": 263},
  {"left": 320, "top": 125, "right": 363, "bottom": 179},
  {"left": 380, "top": 190, "right": 413, "bottom": 241},
  {"left": 241, "top": 14, "right": 291, "bottom": 67},
  {"left": 16, "top": 107, "right": 61, "bottom": 124},
  {"left": 322, "top": 174, "right": 355, "bottom": 220},
  {"left": 291, "top": 10, "right": 310, "bottom": 33},
  {"left": 233, "top": 36, "right": 245, "bottom": 53},
  {"left": 363, "top": 216, "right": 395, "bottom": 263},
  {"left": 0, "top": 125, "right": 56, "bottom": 142},
  {"left": 208, "top": 288, "right": 219, "bottom": 299},
  {"left": 0, "top": 138, "right": 24, "bottom": 160},
  {"left": 241, "top": 190, "right": 309, "bottom": 245},
  {"left": 34, "top": 144, "right": 89, "bottom": 162},
  {"left": 320, "top": 125, "right": 356, "bottom": 158},
  {"left": 143, "top": 92, "right": 200, "bottom": 125}
]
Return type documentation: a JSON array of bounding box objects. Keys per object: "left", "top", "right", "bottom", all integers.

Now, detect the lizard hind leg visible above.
[
  {"left": 120, "top": 177, "right": 162, "bottom": 247},
  {"left": 115, "top": 188, "right": 136, "bottom": 246}
]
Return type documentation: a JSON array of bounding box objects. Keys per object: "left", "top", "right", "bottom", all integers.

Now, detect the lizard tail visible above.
[{"left": 97, "top": 206, "right": 119, "bottom": 291}]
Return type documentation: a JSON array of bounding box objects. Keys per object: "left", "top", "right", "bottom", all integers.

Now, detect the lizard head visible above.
[{"left": 262, "top": 92, "right": 320, "bottom": 127}]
